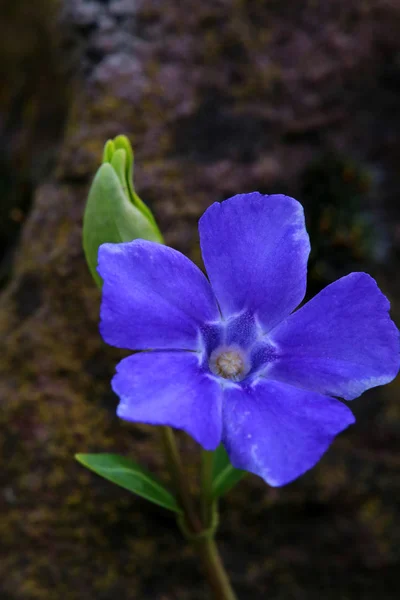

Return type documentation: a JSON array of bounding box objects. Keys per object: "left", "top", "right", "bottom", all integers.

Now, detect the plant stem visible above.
[
  {"left": 200, "top": 450, "right": 214, "bottom": 527},
  {"left": 160, "top": 426, "right": 201, "bottom": 533},
  {"left": 161, "top": 429, "right": 238, "bottom": 600},
  {"left": 194, "top": 536, "right": 238, "bottom": 600}
]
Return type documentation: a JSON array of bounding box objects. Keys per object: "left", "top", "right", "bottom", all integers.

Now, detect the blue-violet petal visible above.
[
  {"left": 268, "top": 273, "right": 400, "bottom": 400},
  {"left": 222, "top": 379, "right": 355, "bottom": 486},
  {"left": 199, "top": 193, "right": 310, "bottom": 330},
  {"left": 113, "top": 351, "right": 223, "bottom": 450},
  {"left": 98, "top": 240, "right": 220, "bottom": 351}
]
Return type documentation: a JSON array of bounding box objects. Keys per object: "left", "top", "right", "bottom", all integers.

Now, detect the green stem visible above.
[
  {"left": 194, "top": 536, "right": 238, "bottom": 600},
  {"left": 160, "top": 427, "right": 201, "bottom": 533},
  {"left": 201, "top": 450, "right": 214, "bottom": 527},
  {"left": 161, "top": 430, "right": 238, "bottom": 600}
]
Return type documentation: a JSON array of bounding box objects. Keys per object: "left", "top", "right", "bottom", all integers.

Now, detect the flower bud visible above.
[{"left": 83, "top": 135, "right": 163, "bottom": 287}]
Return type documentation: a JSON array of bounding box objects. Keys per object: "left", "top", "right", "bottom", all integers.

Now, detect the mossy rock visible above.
[{"left": 1, "top": 1, "right": 400, "bottom": 598}]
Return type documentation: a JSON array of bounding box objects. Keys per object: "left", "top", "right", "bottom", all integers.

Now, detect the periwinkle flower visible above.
[{"left": 98, "top": 193, "right": 399, "bottom": 486}]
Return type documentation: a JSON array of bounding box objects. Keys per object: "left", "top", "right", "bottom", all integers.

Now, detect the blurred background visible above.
[{"left": 1, "top": 0, "right": 400, "bottom": 598}]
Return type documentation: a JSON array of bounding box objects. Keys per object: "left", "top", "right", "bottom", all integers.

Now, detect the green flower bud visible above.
[{"left": 83, "top": 135, "right": 163, "bottom": 287}]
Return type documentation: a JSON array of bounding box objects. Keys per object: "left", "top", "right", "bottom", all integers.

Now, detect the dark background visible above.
[{"left": 1, "top": 1, "right": 400, "bottom": 598}]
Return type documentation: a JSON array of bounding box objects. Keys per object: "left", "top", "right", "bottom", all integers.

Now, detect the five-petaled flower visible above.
[{"left": 98, "top": 193, "right": 399, "bottom": 486}]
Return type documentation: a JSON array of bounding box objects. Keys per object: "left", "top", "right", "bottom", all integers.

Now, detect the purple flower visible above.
[{"left": 98, "top": 193, "right": 399, "bottom": 486}]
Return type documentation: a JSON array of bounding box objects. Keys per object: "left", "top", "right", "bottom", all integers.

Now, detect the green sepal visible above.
[
  {"left": 76, "top": 453, "right": 182, "bottom": 514},
  {"left": 211, "top": 445, "right": 246, "bottom": 500}
]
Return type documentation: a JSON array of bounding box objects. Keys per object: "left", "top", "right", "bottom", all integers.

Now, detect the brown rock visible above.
[{"left": 1, "top": 1, "right": 400, "bottom": 598}]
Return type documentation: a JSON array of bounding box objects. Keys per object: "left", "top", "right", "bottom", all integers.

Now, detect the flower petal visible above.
[
  {"left": 268, "top": 273, "right": 400, "bottom": 400},
  {"left": 222, "top": 380, "right": 354, "bottom": 486},
  {"left": 199, "top": 193, "right": 310, "bottom": 330},
  {"left": 98, "top": 240, "right": 219, "bottom": 350},
  {"left": 113, "top": 352, "right": 223, "bottom": 450}
]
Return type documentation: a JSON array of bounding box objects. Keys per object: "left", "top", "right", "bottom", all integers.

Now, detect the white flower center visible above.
[{"left": 209, "top": 346, "right": 249, "bottom": 382}]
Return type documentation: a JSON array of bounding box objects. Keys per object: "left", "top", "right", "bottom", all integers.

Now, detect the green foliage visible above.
[
  {"left": 211, "top": 445, "right": 246, "bottom": 499},
  {"left": 76, "top": 453, "right": 182, "bottom": 513},
  {"left": 83, "top": 135, "right": 163, "bottom": 287}
]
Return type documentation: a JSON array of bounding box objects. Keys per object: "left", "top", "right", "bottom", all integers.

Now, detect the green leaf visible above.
[
  {"left": 102, "top": 139, "right": 115, "bottom": 163},
  {"left": 76, "top": 453, "right": 182, "bottom": 513},
  {"left": 112, "top": 135, "right": 158, "bottom": 227},
  {"left": 211, "top": 445, "right": 246, "bottom": 500},
  {"left": 113, "top": 135, "right": 135, "bottom": 199},
  {"left": 83, "top": 163, "right": 162, "bottom": 287},
  {"left": 110, "top": 148, "right": 127, "bottom": 188}
]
